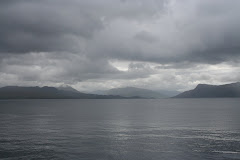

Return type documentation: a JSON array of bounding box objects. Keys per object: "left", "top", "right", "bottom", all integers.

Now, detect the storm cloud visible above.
[{"left": 0, "top": 0, "right": 240, "bottom": 91}]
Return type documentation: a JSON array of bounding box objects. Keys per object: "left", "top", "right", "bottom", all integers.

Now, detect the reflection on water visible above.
[{"left": 0, "top": 99, "right": 240, "bottom": 160}]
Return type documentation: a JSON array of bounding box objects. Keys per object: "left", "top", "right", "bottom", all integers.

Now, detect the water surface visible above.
[{"left": 0, "top": 99, "right": 240, "bottom": 160}]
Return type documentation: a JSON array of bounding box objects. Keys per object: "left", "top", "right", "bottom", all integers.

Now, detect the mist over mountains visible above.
[{"left": 90, "top": 87, "right": 179, "bottom": 98}]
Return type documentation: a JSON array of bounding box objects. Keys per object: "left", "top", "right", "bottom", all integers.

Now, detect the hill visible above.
[
  {"left": 57, "top": 85, "right": 80, "bottom": 93},
  {"left": 0, "top": 86, "right": 125, "bottom": 99},
  {"left": 174, "top": 82, "right": 240, "bottom": 98}
]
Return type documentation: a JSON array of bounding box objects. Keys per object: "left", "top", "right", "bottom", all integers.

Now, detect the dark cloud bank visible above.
[{"left": 0, "top": 0, "right": 240, "bottom": 91}]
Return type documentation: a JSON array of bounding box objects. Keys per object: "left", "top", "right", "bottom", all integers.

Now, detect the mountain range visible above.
[
  {"left": 0, "top": 82, "right": 239, "bottom": 99},
  {"left": 174, "top": 82, "right": 240, "bottom": 98},
  {"left": 0, "top": 86, "right": 124, "bottom": 99},
  {"left": 90, "top": 87, "right": 178, "bottom": 98}
]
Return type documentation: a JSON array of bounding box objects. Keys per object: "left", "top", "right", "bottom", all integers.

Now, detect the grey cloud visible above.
[
  {"left": 0, "top": 53, "right": 158, "bottom": 86},
  {"left": 0, "top": 0, "right": 240, "bottom": 90},
  {"left": 0, "top": 53, "right": 121, "bottom": 83},
  {"left": 134, "top": 31, "right": 158, "bottom": 43},
  {"left": 1, "top": 0, "right": 240, "bottom": 64},
  {"left": 0, "top": 0, "right": 165, "bottom": 54},
  {"left": 87, "top": 0, "right": 240, "bottom": 65},
  {"left": 0, "top": 0, "right": 102, "bottom": 53}
]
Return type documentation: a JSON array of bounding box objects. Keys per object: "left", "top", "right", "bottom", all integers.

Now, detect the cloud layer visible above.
[{"left": 0, "top": 0, "right": 240, "bottom": 91}]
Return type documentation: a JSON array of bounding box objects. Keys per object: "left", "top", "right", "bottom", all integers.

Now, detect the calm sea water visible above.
[{"left": 0, "top": 99, "right": 240, "bottom": 160}]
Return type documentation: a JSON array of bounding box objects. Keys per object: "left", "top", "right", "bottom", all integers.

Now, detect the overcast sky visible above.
[{"left": 0, "top": 0, "right": 240, "bottom": 92}]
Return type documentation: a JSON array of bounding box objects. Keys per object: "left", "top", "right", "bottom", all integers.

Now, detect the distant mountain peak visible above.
[{"left": 57, "top": 85, "right": 79, "bottom": 93}]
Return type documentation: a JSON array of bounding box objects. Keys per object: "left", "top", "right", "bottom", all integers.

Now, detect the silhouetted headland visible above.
[{"left": 174, "top": 82, "right": 240, "bottom": 98}]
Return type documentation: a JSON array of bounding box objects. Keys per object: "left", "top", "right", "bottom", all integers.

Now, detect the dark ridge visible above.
[
  {"left": 0, "top": 86, "right": 130, "bottom": 99},
  {"left": 174, "top": 82, "right": 240, "bottom": 98}
]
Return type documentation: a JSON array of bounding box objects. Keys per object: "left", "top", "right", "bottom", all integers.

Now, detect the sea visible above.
[{"left": 0, "top": 99, "right": 240, "bottom": 160}]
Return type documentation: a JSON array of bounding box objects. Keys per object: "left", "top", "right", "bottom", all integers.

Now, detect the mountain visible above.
[
  {"left": 0, "top": 86, "right": 126, "bottom": 99},
  {"left": 174, "top": 82, "right": 240, "bottom": 98},
  {"left": 92, "top": 87, "right": 167, "bottom": 98},
  {"left": 57, "top": 85, "right": 80, "bottom": 93}
]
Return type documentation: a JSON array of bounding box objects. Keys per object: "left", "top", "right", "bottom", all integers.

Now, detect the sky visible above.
[{"left": 0, "top": 0, "right": 240, "bottom": 92}]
